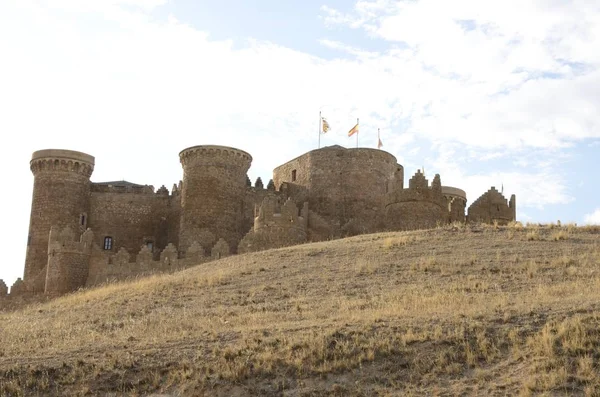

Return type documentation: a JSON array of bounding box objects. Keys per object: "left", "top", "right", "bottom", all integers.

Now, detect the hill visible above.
[{"left": 1, "top": 223, "right": 599, "bottom": 396}]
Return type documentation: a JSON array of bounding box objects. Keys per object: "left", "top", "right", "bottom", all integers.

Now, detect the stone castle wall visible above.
[
  {"left": 385, "top": 171, "right": 447, "bottom": 230},
  {"left": 89, "top": 184, "right": 179, "bottom": 260},
  {"left": 24, "top": 150, "right": 95, "bottom": 292},
  {"left": 273, "top": 146, "right": 403, "bottom": 237},
  {"left": 467, "top": 187, "right": 516, "bottom": 225},
  {"left": 238, "top": 196, "right": 308, "bottom": 254},
  {"left": 5, "top": 144, "right": 519, "bottom": 299},
  {"left": 179, "top": 146, "right": 252, "bottom": 255},
  {"left": 442, "top": 186, "right": 467, "bottom": 223},
  {"left": 45, "top": 227, "right": 94, "bottom": 295}
]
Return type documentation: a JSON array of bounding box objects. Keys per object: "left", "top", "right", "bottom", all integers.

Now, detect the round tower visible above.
[
  {"left": 25, "top": 150, "right": 94, "bottom": 290},
  {"left": 179, "top": 145, "right": 252, "bottom": 254}
]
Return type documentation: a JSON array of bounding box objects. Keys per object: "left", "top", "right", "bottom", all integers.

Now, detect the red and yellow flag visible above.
[
  {"left": 321, "top": 117, "right": 330, "bottom": 133},
  {"left": 348, "top": 123, "right": 359, "bottom": 137}
]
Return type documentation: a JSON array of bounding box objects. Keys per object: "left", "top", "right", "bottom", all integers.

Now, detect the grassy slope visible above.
[{"left": 1, "top": 223, "right": 600, "bottom": 396}]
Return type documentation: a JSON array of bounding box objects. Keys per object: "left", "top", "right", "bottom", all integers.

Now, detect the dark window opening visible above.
[
  {"left": 80, "top": 215, "right": 86, "bottom": 226},
  {"left": 291, "top": 169, "right": 297, "bottom": 182},
  {"left": 103, "top": 236, "right": 113, "bottom": 250}
]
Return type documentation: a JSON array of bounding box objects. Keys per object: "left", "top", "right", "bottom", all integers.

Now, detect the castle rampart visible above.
[
  {"left": 179, "top": 145, "right": 252, "bottom": 255},
  {"left": 273, "top": 146, "right": 403, "bottom": 237},
  {"left": 442, "top": 186, "right": 467, "bottom": 223},
  {"left": 467, "top": 187, "right": 516, "bottom": 225},
  {"left": 45, "top": 226, "right": 94, "bottom": 295},
  {"left": 88, "top": 182, "right": 178, "bottom": 261},
  {"left": 24, "top": 149, "right": 95, "bottom": 292},
  {"left": 238, "top": 196, "right": 308, "bottom": 253},
  {"left": 8, "top": 144, "right": 516, "bottom": 300},
  {"left": 385, "top": 171, "right": 447, "bottom": 230}
]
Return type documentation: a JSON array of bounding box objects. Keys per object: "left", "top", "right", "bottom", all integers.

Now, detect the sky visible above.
[{"left": 0, "top": 0, "right": 599, "bottom": 287}]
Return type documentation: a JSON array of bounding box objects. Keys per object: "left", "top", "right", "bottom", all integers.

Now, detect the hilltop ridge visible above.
[{"left": 1, "top": 223, "right": 599, "bottom": 396}]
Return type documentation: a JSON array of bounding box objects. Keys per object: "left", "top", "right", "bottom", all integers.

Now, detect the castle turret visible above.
[
  {"left": 178, "top": 145, "right": 252, "bottom": 254},
  {"left": 467, "top": 187, "right": 516, "bottom": 225},
  {"left": 45, "top": 226, "right": 94, "bottom": 295},
  {"left": 442, "top": 186, "right": 467, "bottom": 223},
  {"left": 25, "top": 149, "right": 94, "bottom": 292},
  {"left": 384, "top": 170, "right": 447, "bottom": 231}
]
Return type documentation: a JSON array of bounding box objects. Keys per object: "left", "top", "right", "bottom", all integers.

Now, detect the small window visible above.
[
  {"left": 291, "top": 169, "right": 297, "bottom": 182},
  {"left": 103, "top": 236, "right": 113, "bottom": 250},
  {"left": 146, "top": 241, "right": 153, "bottom": 251},
  {"left": 80, "top": 214, "right": 86, "bottom": 226}
]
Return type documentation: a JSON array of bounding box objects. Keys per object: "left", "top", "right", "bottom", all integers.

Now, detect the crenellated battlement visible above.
[
  {"left": 238, "top": 196, "right": 308, "bottom": 254},
  {"left": 467, "top": 187, "right": 516, "bottom": 225},
  {"left": 21, "top": 144, "right": 517, "bottom": 300},
  {"left": 386, "top": 171, "right": 445, "bottom": 207},
  {"left": 384, "top": 171, "right": 447, "bottom": 230},
  {"left": 86, "top": 237, "right": 229, "bottom": 286},
  {"left": 179, "top": 145, "right": 252, "bottom": 168},
  {"left": 48, "top": 226, "right": 94, "bottom": 253},
  {"left": 30, "top": 149, "right": 94, "bottom": 177}
]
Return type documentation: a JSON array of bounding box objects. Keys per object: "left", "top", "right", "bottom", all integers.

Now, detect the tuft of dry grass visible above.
[
  {"left": 526, "top": 229, "right": 540, "bottom": 241},
  {"left": 550, "top": 229, "right": 570, "bottom": 241},
  {"left": 1, "top": 225, "right": 600, "bottom": 396},
  {"left": 381, "top": 233, "right": 420, "bottom": 249}
]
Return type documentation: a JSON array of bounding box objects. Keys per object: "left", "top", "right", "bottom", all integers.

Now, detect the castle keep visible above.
[{"left": 1, "top": 145, "right": 516, "bottom": 298}]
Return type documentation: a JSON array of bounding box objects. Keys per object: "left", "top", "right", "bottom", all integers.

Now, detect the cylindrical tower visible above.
[
  {"left": 179, "top": 145, "right": 252, "bottom": 254},
  {"left": 273, "top": 146, "right": 401, "bottom": 237},
  {"left": 25, "top": 150, "right": 94, "bottom": 290}
]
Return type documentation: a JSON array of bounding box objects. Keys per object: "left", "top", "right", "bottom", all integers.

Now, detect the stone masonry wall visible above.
[
  {"left": 243, "top": 178, "right": 280, "bottom": 240},
  {"left": 179, "top": 146, "right": 252, "bottom": 255},
  {"left": 442, "top": 186, "right": 467, "bottom": 223},
  {"left": 238, "top": 196, "right": 308, "bottom": 254},
  {"left": 385, "top": 171, "right": 446, "bottom": 230},
  {"left": 86, "top": 239, "right": 227, "bottom": 286},
  {"left": 467, "top": 187, "right": 516, "bottom": 225},
  {"left": 88, "top": 186, "right": 175, "bottom": 260},
  {"left": 45, "top": 226, "right": 94, "bottom": 295},
  {"left": 273, "top": 146, "right": 402, "bottom": 237},
  {"left": 24, "top": 150, "right": 94, "bottom": 292}
]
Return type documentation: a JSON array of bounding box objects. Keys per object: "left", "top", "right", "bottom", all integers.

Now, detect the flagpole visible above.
[
  {"left": 318, "top": 111, "right": 321, "bottom": 149},
  {"left": 356, "top": 118, "right": 359, "bottom": 148}
]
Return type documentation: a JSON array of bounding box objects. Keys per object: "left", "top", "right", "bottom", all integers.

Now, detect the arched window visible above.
[{"left": 103, "top": 236, "right": 113, "bottom": 250}]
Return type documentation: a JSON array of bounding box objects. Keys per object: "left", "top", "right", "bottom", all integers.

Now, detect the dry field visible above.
[{"left": 1, "top": 223, "right": 600, "bottom": 396}]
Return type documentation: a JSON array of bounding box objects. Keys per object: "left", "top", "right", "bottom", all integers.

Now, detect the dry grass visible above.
[{"left": 0, "top": 223, "right": 599, "bottom": 396}]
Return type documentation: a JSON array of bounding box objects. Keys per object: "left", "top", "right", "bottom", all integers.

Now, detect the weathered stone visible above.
[{"left": 17, "top": 144, "right": 515, "bottom": 299}]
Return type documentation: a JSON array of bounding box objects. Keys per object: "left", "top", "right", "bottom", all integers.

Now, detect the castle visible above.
[{"left": 0, "top": 145, "right": 516, "bottom": 298}]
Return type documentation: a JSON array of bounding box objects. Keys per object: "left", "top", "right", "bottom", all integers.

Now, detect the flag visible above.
[
  {"left": 377, "top": 138, "right": 383, "bottom": 149},
  {"left": 321, "top": 117, "right": 330, "bottom": 133},
  {"left": 348, "top": 123, "right": 359, "bottom": 137}
]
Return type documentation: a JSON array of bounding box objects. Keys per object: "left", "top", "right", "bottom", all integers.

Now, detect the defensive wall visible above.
[
  {"left": 467, "top": 187, "right": 516, "bottom": 225},
  {"left": 273, "top": 145, "right": 404, "bottom": 237},
  {"left": 0, "top": 144, "right": 517, "bottom": 298}
]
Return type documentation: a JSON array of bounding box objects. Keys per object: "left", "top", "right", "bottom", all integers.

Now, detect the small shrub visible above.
[
  {"left": 526, "top": 230, "right": 540, "bottom": 241},
  {"left": 550, "top": 230, "right": 569, "bottom": 241},
  {"left": 508, "top": 221, "right": 524, "bottom": 231},
  {"left": 382, "top": 235, "right": 418, "bottom": 249}
]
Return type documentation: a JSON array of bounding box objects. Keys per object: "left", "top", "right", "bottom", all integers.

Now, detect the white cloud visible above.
[
  {"left": 321, "top": 0, "right": 600, "bottom": 151},
  {"left": 584, "top": 209, "right": 600, "bottom": 225}
]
